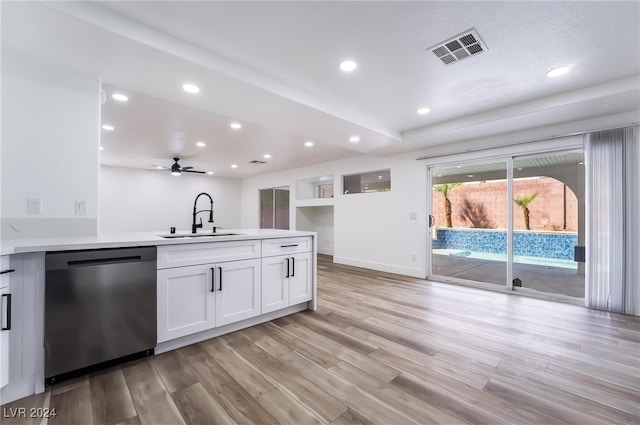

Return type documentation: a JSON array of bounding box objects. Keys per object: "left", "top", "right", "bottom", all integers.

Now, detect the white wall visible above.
[
  {"left": 296, "top": 206, "right": 334, "bottom": 255},
  {"left": 241, "top": 154, "right": 428, "bottom": 277},
  {"left": 1, "top": 53, "right": 100, "bottom": 238},
  {"left": 100, "top": 166, "right": 241, "bottom": 233}
]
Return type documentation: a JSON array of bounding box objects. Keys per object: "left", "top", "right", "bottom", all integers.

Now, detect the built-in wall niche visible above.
[
  {"left": 295, "top": 175, "right": 334, "bottom": 200},
  {"left": 296, "top": 205, "right": 334, "bottom": 256}
]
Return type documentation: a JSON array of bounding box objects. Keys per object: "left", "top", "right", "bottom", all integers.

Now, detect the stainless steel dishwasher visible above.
[{"left": 45, "top": 247, "right": 156, "bottom": 384}]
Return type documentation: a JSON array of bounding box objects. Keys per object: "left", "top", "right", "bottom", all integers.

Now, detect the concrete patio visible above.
[{"left": 432, "top": 254, "right": 585, "bottom": 298}]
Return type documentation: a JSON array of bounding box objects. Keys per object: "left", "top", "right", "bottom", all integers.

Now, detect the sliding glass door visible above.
[
  {"left": 428, "top": 150, "right": 585, "bottom": 299},
  {"left": 430, "top": 161, "right": 507, "bottom": 287},
  {"left": 260, "top": 186, "right": 290, "bottom": 230},
  {"left": 512, "top": 152, "right": 585, "bottom": 298}
]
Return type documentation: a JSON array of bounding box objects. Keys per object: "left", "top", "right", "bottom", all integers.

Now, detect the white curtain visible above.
[{"left": 585, "top": 126, "right": 640, "bottom": 315}]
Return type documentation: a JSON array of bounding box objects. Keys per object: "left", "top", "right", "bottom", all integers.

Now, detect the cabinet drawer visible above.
[
  {"left": 158, "top": 240, "right": 261, "bottom": 269},
  {"left": 262, "top": 237, "right": 313, "bottom": 257}
]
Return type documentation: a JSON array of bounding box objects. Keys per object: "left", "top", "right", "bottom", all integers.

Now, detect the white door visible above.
[
  {"left": 261, "top": 255, "right": 289, "bottom": 314},
  {"left": 157, "top": 265, "right": 215, "bottom": 342},
  {"left": 215, "top": 259, "right": 261, "bottom": 326},
  {"left": 289, "top": 252, "right": 313, "bottom": 305}
]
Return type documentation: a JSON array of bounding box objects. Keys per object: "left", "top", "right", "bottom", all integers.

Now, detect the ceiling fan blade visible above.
[
  {"left": 183, "top": 170, "right": 206, "bottom": 174},
  {"left": 181, "top": 166, "right": 194, "bottom": 170}
]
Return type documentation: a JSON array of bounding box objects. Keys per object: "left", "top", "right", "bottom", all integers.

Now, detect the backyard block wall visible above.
[{"left": 432, "top": 178, "right": 578, "bottom": 230}]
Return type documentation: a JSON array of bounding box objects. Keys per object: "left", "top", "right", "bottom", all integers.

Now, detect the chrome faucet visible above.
[{"left": 192, "top": 192, "right": 214, "bottom": 234}]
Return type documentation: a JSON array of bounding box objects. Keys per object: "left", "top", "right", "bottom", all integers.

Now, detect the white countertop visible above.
[{"left": 0, "top": 229, "right": 315, "bottom": 255}]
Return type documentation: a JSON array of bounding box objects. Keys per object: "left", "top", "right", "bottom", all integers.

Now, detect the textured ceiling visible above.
[{"left": 2, "top": 1, "right": 638, "bottom": 177}]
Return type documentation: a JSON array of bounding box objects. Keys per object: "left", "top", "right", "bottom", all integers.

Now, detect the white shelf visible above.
[{"left": 295, "top": 198, "right": 334, "bottom": 208}]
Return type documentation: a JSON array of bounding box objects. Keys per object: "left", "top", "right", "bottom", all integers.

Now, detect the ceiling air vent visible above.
[
  {"left": 428, "top": 29, "right": 487, "bottom": 66},
  {"left": 249, "top": 160, "right": 266, "bottom": 164}
]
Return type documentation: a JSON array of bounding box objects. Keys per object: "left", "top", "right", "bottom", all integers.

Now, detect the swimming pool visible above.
[{"left": 433, "top": 249, "right": 578, "bottom": 269}]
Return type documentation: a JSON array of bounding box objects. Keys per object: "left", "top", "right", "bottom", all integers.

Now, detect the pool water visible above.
[{"left": 433, "top": 249, "right": 577, "bottom": 269}]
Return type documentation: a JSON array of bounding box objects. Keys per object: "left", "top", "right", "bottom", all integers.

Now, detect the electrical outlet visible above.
[
  {"left": 411, "top": 254, "right": 417, "bottom": 262},
  {"left": 75, "top": 200, "right": 88, "bottom": 215},
  {"left": 409, "top": 212, "right": 417, "bottom": 220},
  {"left": 27, "top": 198, "right": 43, "bottom": 214}
]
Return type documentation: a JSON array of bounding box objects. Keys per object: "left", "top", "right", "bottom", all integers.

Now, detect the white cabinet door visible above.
[
  {"left": 157, "top": 265, "right": 215, "bottom": 343},
  {"left": 215, "top": 259, "right": 261, "bottom": 326},
  {"left": 1, "top": 285, "right": 11, "bottom": 389},
  {"left": 289, "top": 252, "right": 313, "bottom": 305},
  {"left": 261, "top": 256, "right": 289, "bottom": 314}
]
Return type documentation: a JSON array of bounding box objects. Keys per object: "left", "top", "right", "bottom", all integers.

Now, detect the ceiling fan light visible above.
[{"left": 171, "top": 171, "right": 181, "bottom": 176}]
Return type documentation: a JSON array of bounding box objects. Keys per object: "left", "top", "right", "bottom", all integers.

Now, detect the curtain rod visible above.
[{"left": 415, "top": 123, "right": 639, "bottom": 161}]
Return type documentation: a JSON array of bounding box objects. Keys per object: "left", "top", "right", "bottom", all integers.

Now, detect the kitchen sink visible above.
[{"left": 158, "top": 233, "right": 242, "bottom": 238}]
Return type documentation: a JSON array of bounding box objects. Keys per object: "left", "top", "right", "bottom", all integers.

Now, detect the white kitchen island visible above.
[{"left": 0, "top": 229, "right": 317, "bottom": 404}]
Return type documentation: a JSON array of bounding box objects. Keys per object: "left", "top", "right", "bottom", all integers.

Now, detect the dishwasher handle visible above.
[
  {"left": 68, "top": 256, "right": 142, "bottom": 268},
  {"left": 46, "top": 247, "right": 157, "bottom": 271}
]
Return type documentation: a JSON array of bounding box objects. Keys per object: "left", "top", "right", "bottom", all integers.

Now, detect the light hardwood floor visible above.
[{"left": 3, "top": 255, "right": 639, "bottom": 424}]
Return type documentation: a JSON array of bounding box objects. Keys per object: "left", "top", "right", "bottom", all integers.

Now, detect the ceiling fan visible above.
[{"left": 153, "top": 157, "right": 206, "bottom": 176}]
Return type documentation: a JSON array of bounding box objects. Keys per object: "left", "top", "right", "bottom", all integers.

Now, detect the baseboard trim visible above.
[{"left": 333, "top": 256, "right": 425, "bottom": 278}]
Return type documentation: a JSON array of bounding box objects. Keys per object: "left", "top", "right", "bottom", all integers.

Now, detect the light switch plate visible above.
[
  {"left": 409, "top": 212, "right": 417, "bottom": 220},
  {"left": 27, "top": 198, "right": 42, "bottom": 214},
  {"left": 75, "top": 200, "right": 88, "bottom": 215}
]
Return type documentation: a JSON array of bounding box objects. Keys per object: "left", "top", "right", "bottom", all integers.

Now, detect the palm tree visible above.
[
  {"left": 514, "top": 193, "right": 538, "bottom": 230},
  {"left": 433, "top": 183, "right": 462, "bottom": 227}
]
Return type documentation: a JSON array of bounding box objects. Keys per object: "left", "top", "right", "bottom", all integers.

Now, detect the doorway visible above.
[{"left": 429, "top": 150, "right": 585, "bottom": 299}]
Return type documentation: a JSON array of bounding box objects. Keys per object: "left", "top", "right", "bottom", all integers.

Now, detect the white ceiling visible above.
[{"left": 2, "top": 1, "right": 639, "bottom": 178}]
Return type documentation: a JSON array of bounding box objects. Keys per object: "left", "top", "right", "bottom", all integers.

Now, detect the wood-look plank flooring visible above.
[{"left": 3, "top": 255, "right": 639, "bottom": 424}]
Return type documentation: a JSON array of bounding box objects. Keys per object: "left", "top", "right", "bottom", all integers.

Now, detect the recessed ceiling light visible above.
[
  {"left": 456, "top": 165, "right": 462, "bottom": 168},
  {"left": 546, "top": 66, "right": 570, "bottom": 78},
  {"left": 155, "top": 166, "right": 164, "bottom": 169},
  {"left": 305, "top": 141, "right": 314, "bottom": 147},
  {"left": 349, "top": 136, "right": 360, "bottom": 143},
  {"left": 437, "top": 174, "right": 442, "bottom": 177},
  {"left": 417, "top": 107, "right": 431, "bottom": 115},
  {"left": 99, "top": 146, "right": 104, "bottom": 151},
  {"left": 207, "top": 171, "right": 214, "bottom": 175},
  {"left": 196, "top": 141, "right": 206, "bottom": 147},
  {"left": 182, "top": 83, "right": 200, "bottom": 93},
  {"left": 517, "top": 167, "right": 523, "bottom": 171},
  {"left": 101, "top": 124, "right": 114, "bottom": 131},
  {"left": 230, "top": 122, "right": 242, "bottom": 129},
  {"left": 468, "top": 174, "right": 474, "bottom": 177},
  {"left": 340, "top": 60, "right": 357, "bottom": 72},
  {"left": 263, "top": 154, "right": 271, "bottom": 159},
  {"left": 377, "top": 175, "right": 383, "bottom": 180},
  {"left": 111, "top": 93, "right": 128, "bottom": 102},
  {"left": 578, "top": 161, "right": 585, "bottom": 165},
  {"left": 230, "top": 164, "right": 238, "bottom": 169}
]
